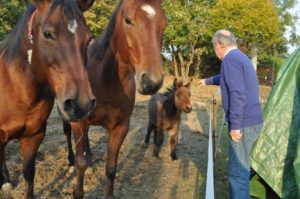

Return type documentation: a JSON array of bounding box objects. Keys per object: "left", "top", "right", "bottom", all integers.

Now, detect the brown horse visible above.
[
  {"left": 62, "top": 0, "right": 167, "bottom": 198},
  {"left": 143, "top": 78, "right": 192, "bottom": 160},
  {"left": 0, "top": 0, "right": 95, "bottom": 198}
]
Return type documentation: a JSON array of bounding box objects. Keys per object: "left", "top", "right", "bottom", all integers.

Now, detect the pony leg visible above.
[
  {"left": 0, "top": 143, "right": 5, "bottom": 188},
  {"left": 20, "top": 127, "right": 46, "bottom": 199},
  {"left": 63, "top": 121, "right": 75, "bottom": 166},
  {"left": 153, "top": 128, "right": 164, "bottom": 158},
  {"left": 105, "top": 121, "right": 129, "bottom": 199},
  {"left": 143, "top": 124, "right": 153, "bottom": 146},
  {"left": 1, "top": 158, "right": 13, "bottom": 191},
  {"left": 169, "top": 128, "right": 179, "bottom": 160},
  {"left": 71, "top": 121, "right": 91, "bottom": 199}
]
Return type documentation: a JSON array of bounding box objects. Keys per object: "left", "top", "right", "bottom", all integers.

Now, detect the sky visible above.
[{"left": 287, "top": 0, "right": 300, "bottom": 54}]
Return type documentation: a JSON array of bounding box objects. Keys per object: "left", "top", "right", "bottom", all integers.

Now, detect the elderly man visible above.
[{"left": 200, "top": 29, "right": 263, "bottom": 199}]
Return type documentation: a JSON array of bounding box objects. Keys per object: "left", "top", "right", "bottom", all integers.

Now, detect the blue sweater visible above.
[{"left": 205, "top": 49, "right": 263, "bottom": 130}]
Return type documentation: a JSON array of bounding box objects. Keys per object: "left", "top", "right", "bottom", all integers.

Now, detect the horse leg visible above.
[
  {"left": 169, "top": 128, "right": 179, "bottom": 160},
  {"left": 20, "top": 127, "right": 46, "bottom": 199},
  {"left": 153, "top": 128, "right": 164, "bottom": 158},
  {"left": 105, "top": 122, "right": 129, "bottom": 199},
  {"left": 143, "top": 124, "right": 153, "bottom": 147},
  {"left": 63, "top": 121, "right": 75, "bottom": 167},
  {"left": 1, "top": 158, "right": 13, "bottom": 191},
  {"left": 0, "top": 143, "right": 5, "bottom": 188},
  {"left": 71, "top": 121, "right": 91, "bottom": 199}
]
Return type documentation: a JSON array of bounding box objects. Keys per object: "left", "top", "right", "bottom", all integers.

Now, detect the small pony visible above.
[{"left": 144, "top": 78, "right": 192, "bottom": 160}]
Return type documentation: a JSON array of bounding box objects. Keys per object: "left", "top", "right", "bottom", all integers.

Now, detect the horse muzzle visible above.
[
  {"left": 137, "top": 72, "right": 164, "bottom": 95},
  {"left": 58, "top": 97, "right": 96, "bottom": 122}
]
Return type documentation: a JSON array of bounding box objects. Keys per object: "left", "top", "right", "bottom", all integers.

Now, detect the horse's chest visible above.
[
  {"left": 0, "top": 100, "right": 52, "bottom": 141},
  {"left": 24, "top": 101, "right": 53, "bottom": 134},
  {"left": 163, "top": 119, "right": 179, "bottom": 131}
]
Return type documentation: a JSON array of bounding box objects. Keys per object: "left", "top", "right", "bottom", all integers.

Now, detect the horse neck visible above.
[{"left": 91, "top": 34, "right": 134, "bottom": 83}]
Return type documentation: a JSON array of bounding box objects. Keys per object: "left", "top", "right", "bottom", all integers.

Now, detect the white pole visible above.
[{"left": 205, "top": 100, "right": 215, "bottom": 199}]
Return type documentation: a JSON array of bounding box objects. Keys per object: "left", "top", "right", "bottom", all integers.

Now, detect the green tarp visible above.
[{"left": 251, "top": 47, "right": 300, "bottom": 199}]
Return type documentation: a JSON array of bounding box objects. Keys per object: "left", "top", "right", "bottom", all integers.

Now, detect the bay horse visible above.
[
  {"left": 0, "top": 0, "right": 95, "bottom": 198},
  {"left": 143, "top": 78, "right": 192, "bottom": 160},
  {"left": 62, "top": 0, "right": 167, "bottom": 198}
]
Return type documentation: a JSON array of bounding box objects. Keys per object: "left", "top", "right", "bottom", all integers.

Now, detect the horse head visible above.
[
  {"left": 30, "top": 0, "right": 96, "bottom": 121},
  {"left": 173, "top": 78, "right": 192, "bottom": 113},
  {"left": 112, "top": 0, "right": 167, "bottom": 95}
]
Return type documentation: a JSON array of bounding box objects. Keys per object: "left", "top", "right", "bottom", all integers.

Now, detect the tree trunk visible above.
[
  {"left": 178, "top": 52, "right": 185, "bottom": 78},
  {"left": 251, "top": 46, "right": 258, "bottom": 71},
  {"left": 185, "top": 51, "right": 195, "bottom": 78},
  {"left": 172, "top": 52, "right": 179, "bottom": 77}
]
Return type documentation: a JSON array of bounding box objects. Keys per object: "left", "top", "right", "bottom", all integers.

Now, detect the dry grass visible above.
[{"left": 0, "top": 76, "right": 271, "bottom": 199}]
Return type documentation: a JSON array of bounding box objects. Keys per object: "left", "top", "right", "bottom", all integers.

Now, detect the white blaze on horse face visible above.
[
  {"left": 141, "top": 4, "right": 156, "bottom": 18},
  {"left": 68, "top": 20, "right": 78, "bottom": 34}
]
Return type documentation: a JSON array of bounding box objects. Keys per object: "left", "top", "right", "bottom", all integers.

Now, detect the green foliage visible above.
[
  {"left": 84, "top": 1, "right": 116, "bottom": 36},
  {"left": 208, "top": 0, "right": 284, "bottom": 57},
  {"left": 274, "top": 0, "right": 300, "bottom": 47},
  {"left": 162, "top": 0, "right": 211, "bottom": 77},
  {"left": 0, "top": 0, "right": 27, "bottom": 40}
]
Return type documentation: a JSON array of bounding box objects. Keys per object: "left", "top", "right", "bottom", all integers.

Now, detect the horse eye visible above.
[
  {"left": 125, "top": 17, "right": 132, "bottom": 25},
  {"left": 43, "top": 31, "right": 54, "bottom": 40}
]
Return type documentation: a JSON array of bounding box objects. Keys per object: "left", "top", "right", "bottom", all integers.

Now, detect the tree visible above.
[
  {"left": 84, "top": 1, "right": 116, "bottom": 36},
  {"left": 208, "top": 0, "right": 284, "bottom": 70},
  {"left": 163, "top": 0, "right": 211, "bottom": 78},
  {"left": 273, "top": 0, "right": 300, "bottom": 48},
  {"left": 0, "top": 0, "right": 27, "bottom": 40}
]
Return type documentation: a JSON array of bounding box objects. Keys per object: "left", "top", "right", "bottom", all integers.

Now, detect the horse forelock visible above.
[{"left": 50, "top": 0, "right": 84, "bottom": 21}]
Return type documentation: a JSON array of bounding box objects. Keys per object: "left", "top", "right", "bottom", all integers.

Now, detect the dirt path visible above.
[{"left": 0, "top": 80, "right": 270, "bottom": 199}]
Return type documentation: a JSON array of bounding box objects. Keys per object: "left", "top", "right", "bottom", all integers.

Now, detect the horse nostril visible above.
[
  {"left": 186, "top": 106, "right": 192, "bottom": 112},
  {"left": 140, "top": 72, "right": 149, "bottom": 84},
  {"left": 63, "top": 99, "right": 77, "bottom": 114},
  {"left": 89, "top": 98, "right": 97, "bottom": 112}
]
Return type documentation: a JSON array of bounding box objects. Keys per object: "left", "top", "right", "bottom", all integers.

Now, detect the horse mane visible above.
[
  {"left": 90, "top": 2, "right": 121, "bottom": 60},
  {"left": 0, "top": 5, "right": 35, "bottom": 63},
  {"left": 162, "top": 80, "right": 184, "bottom": 117},
  {"left": 0, "top": 0, "right": 84, "bottom": 63}
]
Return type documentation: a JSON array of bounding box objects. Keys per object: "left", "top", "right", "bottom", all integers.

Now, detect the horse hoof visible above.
[
  {"left": 68, "top": 166, "right": 75, "bottom": 174},
  {"left": 73, "top": 190, "right": 84, "bottom": 199},
  {"left": 153, "top": 148, "right": 160, "bottom": 158},
  {"left": 2, "top": 182, "right": 13, "bottom": 192},
  {"left": 141, "top": 142, "right": 148, "bottom": 148},
  {"left": 171, "top": 155, "right": 178, "bottom": 161},
  {"left": 104, "top": 194, "right": 114, "bottom": 199}
]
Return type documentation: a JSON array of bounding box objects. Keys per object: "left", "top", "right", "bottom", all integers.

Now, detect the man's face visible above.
[{"left": 214, "top": 42, "right": 224, "bottom": 60}]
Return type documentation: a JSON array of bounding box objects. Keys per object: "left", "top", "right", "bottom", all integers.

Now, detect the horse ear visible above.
[
  {"left": 76, "top": 0, "right": 95, "bottom": 12},
  {"left": 173, "top": 78, "right": 178, "bottom": 88},
  {"left": 185, "top": 79, "right": 193, "bottom": 88}
]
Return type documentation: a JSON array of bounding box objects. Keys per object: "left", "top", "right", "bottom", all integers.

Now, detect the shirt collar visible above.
[{"left": 223, "top": 47, "right": 237, "bottom": 58}]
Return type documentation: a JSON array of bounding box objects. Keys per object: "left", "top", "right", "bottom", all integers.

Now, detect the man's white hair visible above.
[{"left": 212, "top": 29, "right": 237, "bottom": 48}]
